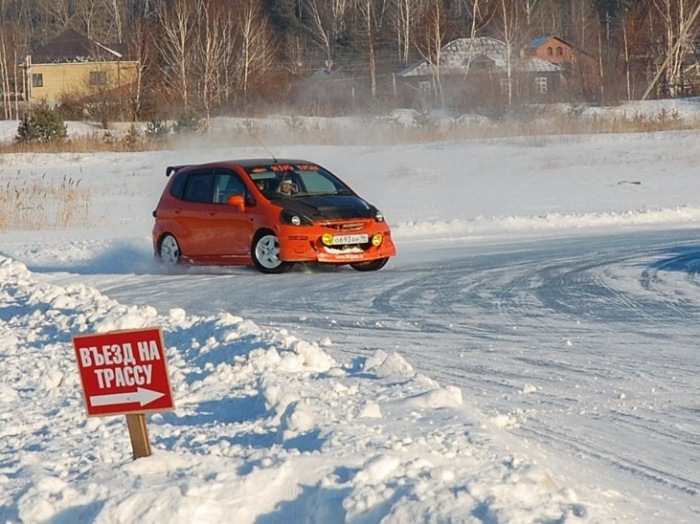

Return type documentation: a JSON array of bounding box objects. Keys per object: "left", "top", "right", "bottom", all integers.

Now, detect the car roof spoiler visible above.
[{"left": 166, "top": 165, "right": 190, "bottom": 177}]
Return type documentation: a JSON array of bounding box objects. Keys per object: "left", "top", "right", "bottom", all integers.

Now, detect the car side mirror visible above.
[{"left": 227, "top": 194, "right": 245, "bottom": 211}]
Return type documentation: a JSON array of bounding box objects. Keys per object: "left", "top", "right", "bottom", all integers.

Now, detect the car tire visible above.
[
  {"left": 252, "top": 232, "right": 293, "bottom": 274},
  {"left": 350, "top": 257, "right": 389, "bottom": 272},
  {"left": 158, "top": 234, "right": 181, "bottom": 266}
]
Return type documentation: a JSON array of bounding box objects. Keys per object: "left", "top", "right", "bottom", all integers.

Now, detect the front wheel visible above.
[
  {"left": 350, "top": 257, "right": 389, "bottom": 272},
  {"left": 252, "top": 233, "right": 293, "bottom": 274},
  {"left": 158, "top": 234, "right": 181, "bottom": 266}
]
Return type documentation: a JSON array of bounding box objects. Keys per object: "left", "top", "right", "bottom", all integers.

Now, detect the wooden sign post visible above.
[{"left": 126, "top": 414, "right": 152, "bottom": 459}]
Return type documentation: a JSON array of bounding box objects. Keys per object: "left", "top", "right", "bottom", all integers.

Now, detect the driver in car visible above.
[{"left": 278, "top": 177, "right": 299, "bottom": 196}]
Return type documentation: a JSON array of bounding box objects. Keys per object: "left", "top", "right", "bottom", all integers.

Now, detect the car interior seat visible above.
[{"left": 190, "top": 179, "right": 210, "bottom": 202}]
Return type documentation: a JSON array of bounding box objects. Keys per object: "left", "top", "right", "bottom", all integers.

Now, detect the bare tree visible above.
[
  {"left": 427, "top": 0, "right": 445, "bottom": 105},
  {"left": 233, "top": 0, "right": 274, "bottom": 104},
  {"left": 495, "top": 0, "right": 521, "bottom": 106},
  {"left": 103, "top": 0, "right": 127, "bottom": 43},
  {"left": 569, "top": 0, "right": 598, "bottom": 50},
  {"left": 194, "top": 0, "right": 233, "bottom": 119},
  {"left": 75, "top": 0, "right": 106, "bottom": 40},
  {"left": 409, "top": 0, "right": 446, "bottom": 106},
  {"left": 460, "top": 0, "right": 497, "bottom": 70},
  {"left": 354, "top": 0, "right": 377, "bottom": 99},
  {"left": 154, "top": 0, "right": 195, "bottom": 109},
  {"left": 127, "top": 15, "right": 152, "bottom": 119},
  {"left": 647, "top": 0, "right": 700, "bottom": 98},
  {"left": 0, "top": 31, "right": 13, "bottom": 119},
  {"left": 616, "top": 3, "right": 653, "bottom": 101},
  {"left": 354, "top": 0, "right": 390, "bottom": 99},
  {"left": 391, "top": 0, "right": 423, "bottom": 66},
  {"left": 303, "top": 0, "right": 349, "bottom": 64},
  {"left": 37, "top": 0, "right": 72, "bottom": 33},
  {"left": 621, "top": 10, "right": 633, "bottom": 101},
  {"left": 529, "top": 0, "right": 566, "bottom": 37},
  {"left": 519, "top": 0, "right": 541, "bottom": 31}
]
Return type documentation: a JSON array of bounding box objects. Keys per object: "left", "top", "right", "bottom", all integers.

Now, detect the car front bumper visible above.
[{"left": 277, "top": 223, "right": 396, "bottom": 263}]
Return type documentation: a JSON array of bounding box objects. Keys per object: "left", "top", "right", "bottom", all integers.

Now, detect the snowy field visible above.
[{"left": 2, "top": 103, "right": 700, "bottom": 523}]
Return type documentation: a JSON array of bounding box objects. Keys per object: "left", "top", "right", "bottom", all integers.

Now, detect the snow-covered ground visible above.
[{"left": 2, "top": 103, "right": 700, "bottom": 523}]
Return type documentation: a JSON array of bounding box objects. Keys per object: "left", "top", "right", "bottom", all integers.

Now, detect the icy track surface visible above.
[{"left": 2, "top": 227, "right": 699, "bottom": 522}]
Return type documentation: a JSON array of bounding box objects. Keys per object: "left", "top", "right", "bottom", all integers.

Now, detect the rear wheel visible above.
[
  {"left": 350, "top": 257, "right": 389, "bottom": 272},
  {"left": 252, "top": 232, "right": 293, "bottom": 274},
  {"left": 158, "top": 234, "right": 181, "bottom": 266}
]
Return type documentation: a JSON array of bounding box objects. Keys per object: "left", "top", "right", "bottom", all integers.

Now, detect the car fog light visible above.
[
  {"left": 322, "top": 234, "right": 334, "bottom": 246},
  {"left": 372, "top": 233, "right": 383, "bottom": 247},
  {"left": 291, "top": 215, "right": 301, "bottom": 226}
]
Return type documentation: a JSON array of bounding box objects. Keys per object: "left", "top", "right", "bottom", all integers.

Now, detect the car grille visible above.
[{"left": 321, "top": 221, "right": 367, "bottom": 231}]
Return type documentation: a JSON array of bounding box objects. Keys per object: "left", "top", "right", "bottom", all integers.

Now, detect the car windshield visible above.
[{"left": 245, "top": 163, "right": 353, "bottom": 200}]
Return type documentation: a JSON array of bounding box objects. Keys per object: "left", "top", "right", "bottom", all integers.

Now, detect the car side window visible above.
[
  {"left": 214, "top": 172, "right": 246, "bottom": 204},
  {"left": 183, "top": 173, "right": 213, "bottom": 203}
]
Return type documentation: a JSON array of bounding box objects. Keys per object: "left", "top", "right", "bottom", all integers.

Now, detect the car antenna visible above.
[{"left": 247, "top": 126, "right": 277, "bottom": 163}]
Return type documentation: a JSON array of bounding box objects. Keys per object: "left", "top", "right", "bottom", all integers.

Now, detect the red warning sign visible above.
[{"left": 72, "top": 328, "right": 175, "bottom": 417}]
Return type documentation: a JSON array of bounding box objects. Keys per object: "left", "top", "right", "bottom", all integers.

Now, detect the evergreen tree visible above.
[
  {"left": 264, "top": 0, "right": 303, "bottom": 34},
  {"left": 15, "top": 104, "right": 68, "bottom": 142}
]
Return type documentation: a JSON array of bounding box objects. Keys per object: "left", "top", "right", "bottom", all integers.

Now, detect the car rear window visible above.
[{"left": 169, "top": 173, "right": 186, "bottom": 199}]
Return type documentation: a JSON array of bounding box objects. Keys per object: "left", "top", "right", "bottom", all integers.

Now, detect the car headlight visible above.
[
  {"left": 375, "top": 210, "right": 385, "bottom": 222},
  {"left": 280, "top": 209, "right": 312, "bottom": 226}
]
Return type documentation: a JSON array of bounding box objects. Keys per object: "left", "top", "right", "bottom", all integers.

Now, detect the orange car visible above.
[{"left": 152, "top": 159, "right": 396, "bottom": 273}]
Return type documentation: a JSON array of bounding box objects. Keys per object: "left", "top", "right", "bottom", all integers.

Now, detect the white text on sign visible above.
[
  {"left": 78, "top": 340, "right": 162, "bottom": 367},
  {"left": 77, "top": 340, "right": 162, "bottom": 388}
]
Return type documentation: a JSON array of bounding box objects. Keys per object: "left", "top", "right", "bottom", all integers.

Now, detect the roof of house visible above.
[
  {"left": 398, "top": 37, "right": 561, "bottom": 77},
  {"left": 308, "top": 66, "right": 342, "bottom": 82},
  {"left": 526, "top": 36, "right": 595, "bottom": 60},
  {"left": 32, "top": 28, "right": 129, "bottom": 63},
  {"left": 527, "top": 36, "right": 556, "bottom": 49}
]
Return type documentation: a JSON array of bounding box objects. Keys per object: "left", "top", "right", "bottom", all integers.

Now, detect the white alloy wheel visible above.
[
  {"left": 159, "top": 234, "right": 181, "bottom": 266},
  {"left": 252, "top": 233, "right": 291, "bottom": 273}
]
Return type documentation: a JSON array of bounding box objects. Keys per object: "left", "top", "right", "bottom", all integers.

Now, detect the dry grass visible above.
[
  {"left": 203, "top": 107, "right": 700, "bottom": 147},
  {"left": 1, "top": 107, "right": 699, "bottom": 233},
  {"left": 0, "top": 133, "right": 157, "bottom": 154},
  {"left": 1, "top": 106, "right": 698, "bottom": 153},
  {"left": 0, "top": 174, "right": 93, "bottom": 232}
]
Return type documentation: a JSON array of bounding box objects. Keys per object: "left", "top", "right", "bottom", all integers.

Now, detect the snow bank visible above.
[{"left": 0, "top": 255, "right": 587, "bottom": 522}]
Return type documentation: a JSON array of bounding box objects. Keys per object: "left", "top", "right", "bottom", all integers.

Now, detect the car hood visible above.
[{"left": 279, "top": 194, "right": 376, "bottom": 220}]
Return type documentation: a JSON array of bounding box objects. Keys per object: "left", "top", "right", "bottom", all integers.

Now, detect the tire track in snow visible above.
[{"left": 25, "top": 228, "right": 700, "bottom": 520}]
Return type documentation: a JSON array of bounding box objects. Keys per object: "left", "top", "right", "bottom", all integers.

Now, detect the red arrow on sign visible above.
[{"left": 90, "top": 387, "right": 165, "bottom": 407}]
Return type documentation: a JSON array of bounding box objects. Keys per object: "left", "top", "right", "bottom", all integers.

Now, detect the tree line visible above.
[{"left": 1, "top": 0, "right": 699, "bottom": 120}]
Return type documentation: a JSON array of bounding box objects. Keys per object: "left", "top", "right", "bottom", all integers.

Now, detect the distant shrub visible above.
[
  {"left": 173, "top": 109, "right": 201, "bottom": 133},
  {"left": 122, "top": 124, "right": 143, "bottom": 150},
  {"left": 16, "top": 103, "right": 68, "bottom": 142},
  {"left": 407, "top": 95, "right": 438, "bottom": 129},
  {"left": 285, "top": 114, "right": 305, "bottom": 130},
  {"left": 58, "top": 97, "right": 87, "bottom": 120},
  {"left": 566, "top": 103, "right": 586, "bottom": 118},
  {"left": 145, "top": 118, "right": 169, "bottom": 140},
  {"left": 413, "top": 105, "right": 436, "bottom": 129},
  {"left": 239, "top": 118, "right": 260, "bottom": 134}
]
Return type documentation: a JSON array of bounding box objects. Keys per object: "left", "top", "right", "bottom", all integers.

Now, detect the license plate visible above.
[{"left": 331, "top": 234, "right": 368, "bottom": 245}]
